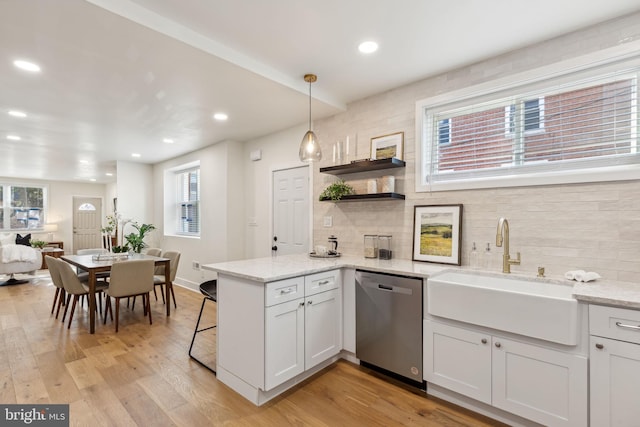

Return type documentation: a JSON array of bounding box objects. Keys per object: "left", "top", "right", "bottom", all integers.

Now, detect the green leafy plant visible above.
[
  {"left": 319, "top": 180, "right": 355, "bottom": 201},
  {"left": 124, "top": 223, "right": 156, "bottom": 253},
  {"left": 31, "top": 239, "right": 46, "bottom": 249},
  {"left": 111, "top": 245, "right": 129, "bottom": 253}
]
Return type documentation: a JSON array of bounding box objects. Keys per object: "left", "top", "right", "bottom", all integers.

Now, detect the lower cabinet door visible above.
[
  {"left": 590, "top": 335, "right": 640, "bottom": 427},
  {"left": 305, "top": 288, "right": 341, "bottom": 370},
  {"left": 491, "top": 337, "right": 587, "bottom": 427},
  {"left": 265, "top": 298, "right": 305, "bottom": 390},
  {"left": 424, "top": 320, "right": 492, "bottom": 404}
]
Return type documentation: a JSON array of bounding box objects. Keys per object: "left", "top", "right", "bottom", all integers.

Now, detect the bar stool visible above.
[{"left": 189, "top": 280, "right": 217, "bottom": 374}]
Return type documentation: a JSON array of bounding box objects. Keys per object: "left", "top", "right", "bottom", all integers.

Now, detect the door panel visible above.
[
  {"left": 272, "top": 166, "right": 309, "bottom": 255},
  {"left": 73, "top": 197, "right": 102, "bottom": 252}
]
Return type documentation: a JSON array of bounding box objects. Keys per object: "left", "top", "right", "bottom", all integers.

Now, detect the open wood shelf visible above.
[
  {"left": 319, "top": 158, "right": 405, "bottom": 175},
  {"left": 319, "top": 192, "right": 406, "bottom": 202}
]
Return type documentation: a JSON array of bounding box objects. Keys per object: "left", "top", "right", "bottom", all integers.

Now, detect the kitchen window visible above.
[
  {"left": 0, "top": 184, "right": 46, "bottom": 231},
  {"left": 416, "top": 56, "right": 640, "bottom": 192},
  {"left": 176, "top": 167, "right": 200, "bottom": 236}
]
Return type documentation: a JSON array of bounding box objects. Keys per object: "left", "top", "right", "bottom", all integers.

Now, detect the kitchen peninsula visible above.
[{"left": 203, "top": 253, "right": 640, "bottom": 427}]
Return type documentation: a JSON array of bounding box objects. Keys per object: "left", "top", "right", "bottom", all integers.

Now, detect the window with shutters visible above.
[
  {"left": 417, "top": 59, "right": 639, "bottom": 191},
  {"left": 176, "top": 168, "right": 200, "bottom": 235}
]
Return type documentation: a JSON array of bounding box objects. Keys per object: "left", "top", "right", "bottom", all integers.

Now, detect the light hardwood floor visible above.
[{"left": 0, "top": 271, "right": 506, "bottom": 426}]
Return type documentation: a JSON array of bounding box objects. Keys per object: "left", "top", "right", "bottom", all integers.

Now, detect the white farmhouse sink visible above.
[{"left": 427, "top": 271, "right": 579, "bottom": 345}]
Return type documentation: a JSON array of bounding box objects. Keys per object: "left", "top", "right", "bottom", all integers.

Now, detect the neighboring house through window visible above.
[
  {"left": 0, "top": 184, "right": 47, "bottom": 230},
  {"left": 416, "top": 54, "right": 639, "bottom": 192}
]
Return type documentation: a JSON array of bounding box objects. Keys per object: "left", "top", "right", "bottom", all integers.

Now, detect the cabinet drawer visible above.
[
  {"left": 265, "top": 277, "right": 304, "bottom": 307},
  {"left": 305, "top": 270, "right": 340, "bottom": 296},
  {"left": 590, "top": 304, "right": 640, "bottom": 345}
]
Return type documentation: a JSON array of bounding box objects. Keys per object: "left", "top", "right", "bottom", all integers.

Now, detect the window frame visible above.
[
  {"left": 415, "top": 50, "right": 640, "bottom": 192},
  {"left": 0, "top": 183, "right": 48, "bottom": 231}
]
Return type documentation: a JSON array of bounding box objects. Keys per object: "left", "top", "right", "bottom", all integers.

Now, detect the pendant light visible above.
[{"left": 299, "top": 74, "right": 322, "bottom": 162}]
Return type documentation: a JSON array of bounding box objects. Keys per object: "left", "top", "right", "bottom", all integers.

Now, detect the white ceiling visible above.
[{"left": 1, "top": 0, "right": 639, "bottom": 184}]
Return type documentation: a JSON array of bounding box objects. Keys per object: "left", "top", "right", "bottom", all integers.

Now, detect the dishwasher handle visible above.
[{"left": 360, "top": 280, "right": 413, "bottom": 296}]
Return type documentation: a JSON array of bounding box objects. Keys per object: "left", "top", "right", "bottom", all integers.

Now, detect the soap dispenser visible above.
[
  {"left": 469, "top": 242, "right": 480, "bottom": 269},
  {"left": 483, "top": 243, "right": 494, "bottom": 271}
]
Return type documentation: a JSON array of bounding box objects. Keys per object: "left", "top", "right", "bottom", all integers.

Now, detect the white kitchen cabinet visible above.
[
  {"left": 265, "top": 297, "right": 305, "bottom": 390},
  {"left": 589, "top": 304, "right": 640, "bottom": 427},
  {"left": 424, "top": 319, "right": 587, "bottom": 427},
  {"left": 424, "top": 320, "right": 491, "bottom": 404},
  {"left": 264, "top": 270, "right": 342, "bottom": 391}
]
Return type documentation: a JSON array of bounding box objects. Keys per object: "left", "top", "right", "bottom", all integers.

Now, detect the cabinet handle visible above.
[
  {"left": 280, "top": 288, "right": 294, "bottom": 295},
  {"left": 481, "top": 338, "right": 487, "bottom": 344},
  {"left": 615, "top": 321, "right": 640, "bottom": 331},
  {"left": 307, "top": 300, "right": 312, "bottom": 305},
  {"left": 595, "top": 343, "right": 604, "bottom": 350},
  {"left": 495, "top": 342, "right": 502, "bottom": 348},
  {"left": 318, "top": 280, "right": 330, "bottom": 286},
  {"left": 298, "top": 302, "right": 305, "bottom": 308}
]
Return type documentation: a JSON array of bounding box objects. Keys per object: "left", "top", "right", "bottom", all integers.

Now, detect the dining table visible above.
[{"left": 61, "top": 253, "right": 171, "bottom": 334}]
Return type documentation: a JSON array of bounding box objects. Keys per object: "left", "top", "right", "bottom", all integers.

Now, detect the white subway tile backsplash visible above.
[{"left": 312, "top": 13, "right": 640, "bottom": 282}]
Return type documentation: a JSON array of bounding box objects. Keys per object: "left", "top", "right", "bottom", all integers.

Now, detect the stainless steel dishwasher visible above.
[{"left": 355, "top": 270, "right": 424, "bottom": 387}]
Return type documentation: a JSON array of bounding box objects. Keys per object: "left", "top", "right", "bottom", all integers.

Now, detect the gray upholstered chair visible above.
[
  {"left": 153, "top": 251, "right": 180, "bottom": 308},
  {"left": 46, "top": 255, "right": 65, "bottom": 319},
  {"left": 54, "top": 257, "right": 108, "bottom": 329},
  {"left": 146, "top": 248, "right": 162, "bottom": 257},
  {"left": 104, "top": 259, "right": 155, "bottom": 332}
]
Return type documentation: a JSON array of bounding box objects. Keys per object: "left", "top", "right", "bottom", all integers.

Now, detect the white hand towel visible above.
[
  {"left": 574, "top": 271, "right": 601, "bottom": 282},
  {"left": 564, "top": 270, "right": 585, "bottom": 280}
]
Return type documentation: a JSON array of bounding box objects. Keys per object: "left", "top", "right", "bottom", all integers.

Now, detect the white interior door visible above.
[
  {"left": 272, "top": 166, "right": 309, "bottom": 255},
  {"left": 72, "top": 196, "right": 102, "bottom": 252}
]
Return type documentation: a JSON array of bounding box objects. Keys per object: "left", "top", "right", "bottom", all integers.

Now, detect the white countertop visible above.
[
  {"left": 201, "top": 253, "right": 449, "bottom": 282},
  {"left": 202, "top": 253, "right": 640, "bottom": 309}
]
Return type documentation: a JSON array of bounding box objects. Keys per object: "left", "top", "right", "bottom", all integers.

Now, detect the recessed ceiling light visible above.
[
  {"left": 8, "top": 110, "right": 27, "bottom": 118},
  {"left": 89, "top": 178, "right": 97, "bottom": 182},
  {"left": 163, "top": 138, "right": 174, "bottom": 144},
  {"left": 358, "top": 41, "right": 379, "bottom": 54},
  {"left": 6, "top": 135, "right": 21, "bottom": 141},
  {"left": 79, "top": 159, "right": 89, "bottom": 164},
  {"left": 13, "top": 60, "right": 41, "bottom": 72},
  {"left": 105, "top": 172, "right": 113, "bottom": 177},
  {"left": 213, "top": 112, "right": 228, "bottom": 121},
  {"left": 131, "top": 153, "right": 141, "bottom": 158}
]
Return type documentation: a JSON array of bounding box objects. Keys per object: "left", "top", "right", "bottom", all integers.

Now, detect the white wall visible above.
[
  {"left": 311, "top": 12, "right": 640, "bottom": 282},
  {"left": 242, "top": 123, "right": 309, "bottom": 259},
  {"left": 116, "top": 161, "right": 155, "bottom": 245},
  {"left": 152, "top": 140, "right": 245, "bottom": 289}
]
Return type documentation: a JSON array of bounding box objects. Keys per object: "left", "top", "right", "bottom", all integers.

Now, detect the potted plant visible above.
[
  {"left": 319, "top": 179, "right": 355, "bottom": 201},
  {"left": 124, "top": 222, "right": 156, "bottom": 253},
  {"left": 31, "top": 239, "right": 47, "bottom": 249}
]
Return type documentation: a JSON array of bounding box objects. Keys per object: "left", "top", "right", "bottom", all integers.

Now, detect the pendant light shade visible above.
[{"left": 299, "top": 74, "right": 322, "bottom": 162}]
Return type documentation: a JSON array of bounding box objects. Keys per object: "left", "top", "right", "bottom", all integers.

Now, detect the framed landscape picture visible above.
[
  {"left": 370, "top": 132, "right": 404, "bottom": 160},
  {"left": 412, "top": 204, "right": 462, "bottom": 265}
]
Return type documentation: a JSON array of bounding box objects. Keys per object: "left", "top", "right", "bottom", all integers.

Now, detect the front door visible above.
[
  {"left": 272, "top": 166, "right": 309, "bottom": 255},
  {"left": 72, "top": 196, "right": 102, "bottom": 252}
]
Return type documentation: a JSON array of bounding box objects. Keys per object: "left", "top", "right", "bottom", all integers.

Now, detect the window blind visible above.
[
  {"left": 424, "top": 71, "right": 638, "bottom": 186},
  {"left": 177, "top": 168, "right": 200, "bottom": 235}
]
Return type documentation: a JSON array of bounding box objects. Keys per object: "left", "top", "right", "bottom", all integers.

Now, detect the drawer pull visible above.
[
  {"left": 595, "top": 343, "right": 604, "bottom": 350},
  {"left": 615, "top": 321, "right": 640, "bottom": 331},
  {"left": 481, "top": 338, "right": 487, "bottom": 344},
  {"left": 280, "top": 288, "right": 294, "bottom": 295},
  {"left": 318, "top": 280, "right": 330, "bottom": 286}
]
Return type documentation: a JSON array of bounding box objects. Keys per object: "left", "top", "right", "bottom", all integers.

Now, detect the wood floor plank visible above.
[{"left": 0, "top": 272, "right": 508, "bottom": 427}]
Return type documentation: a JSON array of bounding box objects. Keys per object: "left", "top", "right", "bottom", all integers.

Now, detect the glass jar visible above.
[
  {"left": 364, "top": 234, "right": 378, "bottom": 258},
  {"left": 378, "top": 235, "right": 392, "bottom": 260}
]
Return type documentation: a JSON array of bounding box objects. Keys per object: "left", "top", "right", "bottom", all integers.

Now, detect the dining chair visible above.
[
  {"left": 104, "top": 259, "right": 155, "bottom": 332},
  {"left": 153, "top": 251, "right": 180, "bottom": 308},
  {"left": 46, "top": 255, "right": 65, "bottom": 319},
  {"left": 54, "top": 257, "right": 109, "bottom": 329}
]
